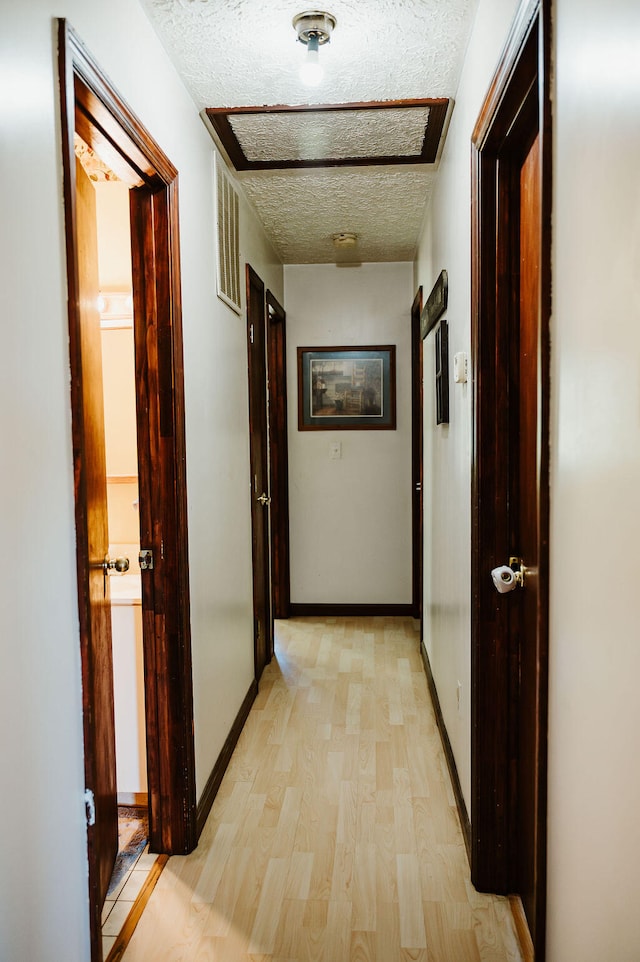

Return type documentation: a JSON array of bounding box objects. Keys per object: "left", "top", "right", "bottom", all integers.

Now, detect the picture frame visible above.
[
  {"left": 421, "top": 269, "right": 448, "bottom": 339},
  {"left": 435, "top": 320, "right": 450, "bottom": 424},
  {"left": 298, "top": 345, "right": 396, "bottom": 431}
]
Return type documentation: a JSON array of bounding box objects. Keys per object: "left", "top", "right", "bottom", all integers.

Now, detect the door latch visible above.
[
  {"left": 84, "top": 788, "right": 96, "bottom": 827},
  {"left": 139, "top": 549, "right": 154, "bottom": 570}
]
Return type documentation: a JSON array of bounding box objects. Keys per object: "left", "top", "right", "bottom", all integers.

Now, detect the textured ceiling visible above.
[
  {"left": 140, "top": 0, "right": 478, "bottom": 263},
  {"left": 228, "top": 106, "right": 432, "bottom": 163},
  {"left": 240, "top": 166, "right": 437, "bottom": 264}
]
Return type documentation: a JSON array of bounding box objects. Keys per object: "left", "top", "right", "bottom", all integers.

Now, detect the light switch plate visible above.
[{"left": 453, "top": 352, "right": 468, "bottom": 383}]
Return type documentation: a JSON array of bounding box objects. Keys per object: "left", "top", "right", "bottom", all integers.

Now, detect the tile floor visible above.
[{"left": 102, "top": 843, "right": 160, "bottom": 959}]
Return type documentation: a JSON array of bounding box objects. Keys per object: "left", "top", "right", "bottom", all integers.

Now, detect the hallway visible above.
[{"left": 121, "top": 618, "right": 522, "bottom": 961}]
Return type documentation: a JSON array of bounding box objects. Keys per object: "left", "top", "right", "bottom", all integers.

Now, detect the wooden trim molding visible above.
[
  {"left": 205, "top": 99, "right": 450, "bottom": 171},
  {"left": 117, "top": 792, "right": 148, "bottom": 809},
  {"left": 420, "top": 642, "right": 471, "bottom": 859},
  {"left": 289, "top": 603, "right": 415, "bottom": 618},
  {"left": 509, "top": 896, "right": 536, "bottom": 962},
  {"left": 196, "top": 680, "right": 259, "bottom": 837}
]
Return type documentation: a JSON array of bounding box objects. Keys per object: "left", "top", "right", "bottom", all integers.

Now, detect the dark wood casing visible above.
[
  {"left": 59, "top": 20, "right": 197, "bottom": 960},
  {"left": 470, "top": 0, "right": 551, "bottom": 955}
]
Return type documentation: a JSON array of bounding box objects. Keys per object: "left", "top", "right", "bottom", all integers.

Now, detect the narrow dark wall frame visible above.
[{"left": 435, "top": 320, "right": 449, "bottom": 425}]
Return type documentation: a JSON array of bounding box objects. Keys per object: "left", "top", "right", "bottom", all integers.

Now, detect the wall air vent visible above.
[{"left": 214, "top": 154, "right": 241, "bottom": 314}]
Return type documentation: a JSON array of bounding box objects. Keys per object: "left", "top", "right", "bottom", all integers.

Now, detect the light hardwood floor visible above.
[{"left": 122, "top": 617, "right": 523, "bottom": 962}]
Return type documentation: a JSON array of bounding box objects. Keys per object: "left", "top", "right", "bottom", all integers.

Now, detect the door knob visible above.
[
  {"left": 103, "top": 555, "right": 130, "bottom": 574},
  {"left": 491, "top": 557, "right": 525, "bottom": 593},
  {"left": 257, "top": 493, "right": 271, "bottom": 506}
]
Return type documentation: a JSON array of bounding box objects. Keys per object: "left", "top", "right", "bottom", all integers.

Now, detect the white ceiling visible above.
[{"left": 140, "top": 0, "right": 478, "bottom": 264}]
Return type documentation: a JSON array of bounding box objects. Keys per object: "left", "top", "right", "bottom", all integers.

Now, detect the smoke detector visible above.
[{"left": 332, "top": 232, "right": 358, "bottom": 249}]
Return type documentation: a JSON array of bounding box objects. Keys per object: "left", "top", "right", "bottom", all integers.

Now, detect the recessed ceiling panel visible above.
[{"left": 206, "top": 100, "right": 450, "bottom": 171}]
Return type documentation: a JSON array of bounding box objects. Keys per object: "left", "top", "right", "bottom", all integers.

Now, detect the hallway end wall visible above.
[{"left": 285, "top": 263, "right": 413, "bottom": 606}]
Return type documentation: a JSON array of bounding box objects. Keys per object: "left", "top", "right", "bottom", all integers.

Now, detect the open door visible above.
[
  {"left": 470, "top": 0, "right": 551, "bottom": 955},
  {"left": 59, "top": 21, "right": 197, "bottom": 960},
  {"left": 246, "top": 265, "right": 273, "bottom": 678},
  {"left": 74, "top": 157, "right": 119, "bottom": 912}
]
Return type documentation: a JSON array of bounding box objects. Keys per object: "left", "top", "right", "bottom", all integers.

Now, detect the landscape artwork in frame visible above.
[{"left": 298, "top": 346, "right": 396, "bottom": 430}]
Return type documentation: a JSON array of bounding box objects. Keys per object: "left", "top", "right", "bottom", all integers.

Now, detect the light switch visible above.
[{"left": 330, "top": 441, "right": 342, "bottom": 460}]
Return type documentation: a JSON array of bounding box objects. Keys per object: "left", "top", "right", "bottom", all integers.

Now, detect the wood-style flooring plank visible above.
[{"left": 122, "top": 617, "right": 524, "bottom": 962}]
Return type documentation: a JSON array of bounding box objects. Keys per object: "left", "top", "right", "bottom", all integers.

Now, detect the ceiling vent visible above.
[{"left": 214, "top": 154, "right": 241, "bottom": 314}]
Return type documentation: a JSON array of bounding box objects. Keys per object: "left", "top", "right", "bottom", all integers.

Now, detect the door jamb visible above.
[
  {"left": 266, "top": 290, "right": 291, "bottom": 620},
  {"left": 59, "top": 19, "right": 197, "bottom": 958}
]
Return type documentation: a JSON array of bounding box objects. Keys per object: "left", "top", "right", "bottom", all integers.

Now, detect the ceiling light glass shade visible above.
[
  {"left": 300, "top": 36, "right": 323, "bottom": 86},
  {"left": 293, "top": 11, "right": 335, "bottom": 87}
]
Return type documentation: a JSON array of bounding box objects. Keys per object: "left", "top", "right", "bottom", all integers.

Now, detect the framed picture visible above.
[
  {"left": 298, "top": 345, "right": 396, "bottom": 431},
  {"left": 435, "top": 320, "right": 449, "bottom": 424},
  {"left": 421, "top": 269, "right": 448, "bottom": 339}
]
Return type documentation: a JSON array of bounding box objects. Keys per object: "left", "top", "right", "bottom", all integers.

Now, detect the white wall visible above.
[
  {"left": 285, "top": 263, "right": 413, "bottom": 605},
  {"left": 547, "top": 0, "right": 640, "bottom": 958},
  {"left": 187, "top": 165, "right": 283, "bottom": 801},
  {"left": 0, "top": 2, "right": 281, "bottom": 959},
  {"left": 414, "top": 0, "right": 520, "bottom": 811}
]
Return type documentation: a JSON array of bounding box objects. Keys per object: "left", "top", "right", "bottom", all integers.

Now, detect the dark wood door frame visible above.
[
  {"left": 411, "top": 287, "right": 424, "bottom": 632},
  {"left": 246, "top": 265, "right": 273, "bottom": 675},
  {"left": 266, "top": 290, "right": 291, "bottom": 620},
  {"left": 470, "top": 0, "right": 550, "bottom": 954},
  {"left": 59, "top": 20, "right": 197, "bottom": 960}
]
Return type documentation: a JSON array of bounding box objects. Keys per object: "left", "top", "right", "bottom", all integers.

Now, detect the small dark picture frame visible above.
[
  {"left": 298, "top": 345, "right": 396, "bottom": 430},
  {"left": 421, "top": 269, "right": 448, "bottom": 339},
  {"left": 435, "top": 320, "right": 449, "bottom": 425}
]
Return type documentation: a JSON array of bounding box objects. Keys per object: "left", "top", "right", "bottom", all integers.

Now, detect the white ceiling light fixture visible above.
[{"left": 292, "top": 10, "right": 336, "bottom": 87}]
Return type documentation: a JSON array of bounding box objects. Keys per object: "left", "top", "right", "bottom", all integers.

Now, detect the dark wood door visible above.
[
  {"left": 246, "top": 265, "right": 272, "bottom": 679},
  {"left": 75, "top": 158, "right": 119, "bottom": 910},
  {"left": 471, "top": 3, "right": 550, "bottom": 957},
  {"left": 411, "top": 288, "right": 424, "bottom": 631},
  {"left": 266, "top": 291, "right": 291, "bottom": 620}
]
